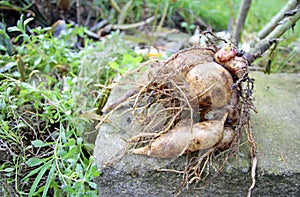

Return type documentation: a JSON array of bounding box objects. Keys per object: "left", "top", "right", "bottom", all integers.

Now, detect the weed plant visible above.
[{"left": 0, "top": 15, "right": 142, "bottom": 196}]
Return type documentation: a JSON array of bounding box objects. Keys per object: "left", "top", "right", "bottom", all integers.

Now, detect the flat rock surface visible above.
[
  {"left": 93, "top": 71, "right": 300, "bottom": 196},
  {"left": 251, "top": 72, "right": 300, "bottom": 175}
]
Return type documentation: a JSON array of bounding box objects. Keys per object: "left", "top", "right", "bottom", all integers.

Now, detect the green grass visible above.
[{"left": 0, "top": 15, "right": 142, "bottom": 196}]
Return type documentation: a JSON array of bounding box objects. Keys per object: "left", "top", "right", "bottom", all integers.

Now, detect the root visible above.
[
  {"left": 246, "top": 120, "right": 257, "bottom": 197},
  {"left": 100, "top": 46, "right": 257, "bottom": 194},
  {"left": 185, "top": 147, "right": 217, "bottom": 185}
]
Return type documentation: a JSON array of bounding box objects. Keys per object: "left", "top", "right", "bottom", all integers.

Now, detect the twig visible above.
[
  {"left": 156, "top": 168, "right": 185, "bottom": 174},
  {"left": 117, "top": 0, "right": 133, "bottom": 25},
  {"left": 258, "top": 0, "right": 298, "bottom": 39},
  {"left": 109, "top": 0, "right": 121, "bottom": 13},
  {"left": 265, "top": 6, "right": 300, "bottom": 40},
  {"left": 249, "top": 6, "right": 300, "bottom": 63},
  {"left": 232, "top": 0, "right": 252, "bottom": 45},
  {"left": 108, "top": 15, "right": 159, "bottom": 30},
  {"left": 151, "top": 0, "right": 160, "bottom": 34},
  {"left": 157, "top": 0, "right": 169, "bottom": 32}
]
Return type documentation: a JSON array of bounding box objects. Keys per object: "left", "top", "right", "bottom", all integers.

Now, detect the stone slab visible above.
[{"left": 93, "top": 72, "right": 300, "bottom": 196}]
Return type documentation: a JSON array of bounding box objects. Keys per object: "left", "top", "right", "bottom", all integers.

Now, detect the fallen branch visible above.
[
  {"left": 103, "top": 15, "right": 158, "bottom": 31},
  {"left": 249, "top": 4, "right": 300, "bottom": 63},
  {"left": 258, "top": 0, "right": 299, "bottom": 39}
]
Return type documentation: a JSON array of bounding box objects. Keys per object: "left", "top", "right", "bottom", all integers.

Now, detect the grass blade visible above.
[
  {"left": 28, "top": 160, "right": 51, "bottom": 197},
  {"left": 42, "top": 162, "right": 56, "bottom": 197}
]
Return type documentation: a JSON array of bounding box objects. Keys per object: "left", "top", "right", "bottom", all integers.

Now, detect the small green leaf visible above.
[
  {"left": 89, "top": 156, "right": 95, "bottom": 163},
  {"left": 62, "top": 185, "right": 75, "bottom": 193},
  {"left": 0, "top": 62, "right": 16, "bottom": 73},
  {"left": 76, "top": 137, "right": 82, "bottom": 145},
  {"left": 109, "top": 61, "right": 119, "bottom": 70},
  {"left": 36, "top": 186, "right": 46, "bottom": 195},
  {"left": 73, "top": 181, "right": 82, "bottom": 189},
  {"left": 32, "top": 139, "right": 47, "bottom": 147},
  {"left": 64, "top": 138, "right": 76, "bottom": 147},
  {"left": 63, "top": 146, "right": 78, "bottom": 160},
  {"left": 7, "top": 26, "right": 19, "bottom": 33},
  {"left": 58, "top": 149, "right": 67, "bottom": 157},
  {"left": 1, "top": 167, "right": 15, "bottom": 172},
  {"left": 34, "top": 57, "right": 42, "bottom": 66},
  {"left": 23, "top": 17, "right": 34, "bottom": 29},
  {"left": 87, "top": 165, "right": 100, "bottom": 178},
  {"left": 17, "top": 15, "right": 24, "bottom": 30},
  {"left": 26, "top": 158, "right": 44, "bottom": 167},
  {"left": 88, "top": 182, "right": 97, "bottom": 189}
]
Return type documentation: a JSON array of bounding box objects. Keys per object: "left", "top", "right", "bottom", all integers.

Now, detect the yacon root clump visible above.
[{"left": 100, "top": 38, "right": 255, "bottom": 190}]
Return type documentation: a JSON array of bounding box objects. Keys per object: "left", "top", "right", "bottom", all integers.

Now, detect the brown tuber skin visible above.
[
  {"left": 132, "top": 114, "right": 228, "bottom": 158},
  {"left": 216, "top": 126, "right": 235, "bottom": 150},
  {"left": 185, "top": 62, "right": 233, "bottom": 109},
  {"left": 116, "top": 46, "right": 248, "bottom": 158}
]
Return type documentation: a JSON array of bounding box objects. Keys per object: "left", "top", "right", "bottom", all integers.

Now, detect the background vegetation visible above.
[{"left": 0, "top": 0, "right": 299, "bottom": 196}]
